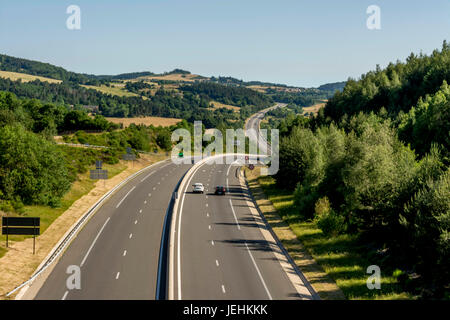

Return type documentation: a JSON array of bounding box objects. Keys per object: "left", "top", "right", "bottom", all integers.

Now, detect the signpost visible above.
[
  {"left": 90, "top": 160, "right": 108, "bottom": 185},
  {"left": 90, "top": 169, "right": 108, "bottom": 180},
  {"left": 122, "top": 147, "right": 136, "bottom": 162},
  {"left": 2, "top": 217, "right": 40, "bottom": 254}
]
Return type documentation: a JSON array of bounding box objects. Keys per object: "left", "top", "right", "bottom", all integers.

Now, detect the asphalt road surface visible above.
[
  {"left": 171, "top": 156, "right": 316, "bottom": 300},
  {"left": 244, "top": 103, "right": 286, "bottom": 155},
  {"left": 31, "top": 105, "right": 315, "bottom": 300},
  {"left": 35, "top": 160, "right": 191, "bottom": 300}
]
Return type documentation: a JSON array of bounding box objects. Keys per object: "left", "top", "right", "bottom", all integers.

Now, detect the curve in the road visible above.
[{"left": 170, "top": 155, "right": 317, "bottom": 300}]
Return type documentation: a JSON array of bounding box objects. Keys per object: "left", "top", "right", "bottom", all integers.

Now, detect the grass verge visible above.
[
  {"left": 0, "top": 163, "right": 126, "bottom": 258},
  {"left": 246, "top": 168, "right": 413, "bottom": 300},
  {"left": 0, "top": 153, "right": 167, "bottom": 299}
]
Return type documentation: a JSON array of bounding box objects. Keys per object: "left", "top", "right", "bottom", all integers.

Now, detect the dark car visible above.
[{"left": 215, "top": 186, "right": 226, "bottom": 195}]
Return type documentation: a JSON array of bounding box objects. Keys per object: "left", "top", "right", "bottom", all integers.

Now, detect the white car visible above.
[{"left": 192, "top": 183, "right": 205, "bottom": 194}]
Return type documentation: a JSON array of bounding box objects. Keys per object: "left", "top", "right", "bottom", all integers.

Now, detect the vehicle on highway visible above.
[
  {"left": 192, "top": 183, "right": 205, "bottom": 194},
  {"left": 214, "top": 186, "right": 226, "bottom": 195}
]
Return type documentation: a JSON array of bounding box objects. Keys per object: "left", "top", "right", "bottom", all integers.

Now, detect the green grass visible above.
[
  {"left": 81, "top": 84, "right": 140, "bottom": 98},
  {"left": 0, "top": 162, "right": 126, "bottom": 259},
  {"left": 257, "top": 174, "right": 414, "bottom": 300}
]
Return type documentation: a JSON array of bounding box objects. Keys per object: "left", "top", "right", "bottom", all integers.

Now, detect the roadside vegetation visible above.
[
  {"left": 271, "top": 42, "right": 450, "bottom": 299},
  {"left": 0, "top": 91, "right": 181, "bottom": 218},
  {"left": 255, "top": 173, "right": 413, "bottom": 300}
]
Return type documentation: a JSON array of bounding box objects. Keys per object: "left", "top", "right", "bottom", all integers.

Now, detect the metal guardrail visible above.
[{"left": 6, "top": 158, "right": 171, "bottom": 298}]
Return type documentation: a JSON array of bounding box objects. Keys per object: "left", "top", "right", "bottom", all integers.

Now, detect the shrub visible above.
[
  {"left": 293, "top": 183, "right": 319, "bottom": 219},
  {"left": 313, "top": 197, "right": 346, "bottom": 236},
  {"left": 0, "top": 125, "right": 71, "bottom": 206}
]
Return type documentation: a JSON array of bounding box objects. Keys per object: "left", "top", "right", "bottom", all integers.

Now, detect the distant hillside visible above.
[
  {"left": 317, "top": 81, "right": 346, "bottom": 92},
  {"left": 0, "top": 54, "right": 97, "bottom": 84}
]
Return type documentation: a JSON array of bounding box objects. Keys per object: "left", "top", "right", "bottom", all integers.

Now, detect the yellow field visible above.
[
  {"left": 139, "top": 73, "right": 206, "bottom": 83},
  {"left": 81, "top": 84, "right": 141, "bottom": 98},
  {"left": 210, "top": 100, "right": 240, "bottom": 112},
  {"left": 303, "top": 101, "right": 327, "bottom": 115},
  {"left": 0, "top": 71, "right": 62, "bottom": 84},
  {"left": 247, "top": 85, "right": 269, "bottom": 93},
  {"left": 106, "top": 116, "right": 182, "bottom": 128}
]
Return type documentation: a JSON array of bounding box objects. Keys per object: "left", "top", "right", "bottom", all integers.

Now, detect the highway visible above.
[
  {"left": 170, "top": 156, "right": 316, "bottom": 299},
  {"left": 26, "top": 104, "right": 316, "bottom": 300},
  {"left": 33, "top": 160, "right": 191, "bottom": 300},
  {"left": 244, "top": 103, "right": 286, "bottom": 155}
]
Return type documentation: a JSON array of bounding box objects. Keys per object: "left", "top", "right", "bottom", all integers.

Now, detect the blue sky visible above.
[{"left": 1, "top": 0, "right": 449, "bottom": 87}]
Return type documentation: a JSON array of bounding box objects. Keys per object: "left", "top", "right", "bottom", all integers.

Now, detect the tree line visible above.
[{"left": 274, "top": 43, "right": 450, "bottom": 298}]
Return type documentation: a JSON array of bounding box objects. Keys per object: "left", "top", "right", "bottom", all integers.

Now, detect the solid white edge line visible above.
[
  {"left": 116, "top": 186, "right": 136, "bottom": 208},
  {"left": 62, "top": 291, "right": 68, "bottom": 300},
  {"left": 228, "top": 199, "right": 241, "bottom": 230},
  {"left": 244, "top": 241, "right": 273, "bottom": 300},
  {"left": 169, "top": 154, "right": 267, "bottom": 300},
  {"left": 10, "top": 158, "right": 173, "bottom": 299},
  {"left": 140, "top": 171, "right": 154, "bottom": 182},
  {"left": 176, "top": 161, "right": 205, "bottom": 300},
  {"left": 80, "top": 217, "right": 111, "bottom": 267}
]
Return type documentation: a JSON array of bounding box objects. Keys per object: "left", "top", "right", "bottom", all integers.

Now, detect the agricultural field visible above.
[
  {"left": 0, "top": 70, "right": 62, "bottom": 84},
  {"left": 209, "top": 100, "right": 240, "bottom": 112},
  {"left": 81, "top": 84, "right": 141, "bottom": 98},
  {"left": 302, "top": 100, "right": 327, "bottom": 115},
  {"left": 105, "top": 116, "right": 181, "bottom": 128}
]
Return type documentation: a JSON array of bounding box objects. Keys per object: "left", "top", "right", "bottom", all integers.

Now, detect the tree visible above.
[{"left": 0, "top": 125, "right": 71, "bottom": 206}]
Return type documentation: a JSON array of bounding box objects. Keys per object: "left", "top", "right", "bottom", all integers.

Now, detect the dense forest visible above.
[
  {"left": 179, "top": 82, "right": 273, "bottom": 108},
  {"left": 0, "top": 77, "right": 256, "bottom": 129},
  {"left": 0, "top": 90, "right": 185, "bottom": 211},
  {"left": 273, "top": 42, "right": 450, "bottom": 298}
]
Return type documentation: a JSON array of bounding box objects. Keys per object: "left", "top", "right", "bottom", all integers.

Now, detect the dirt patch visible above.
[
  {"left": 0, "top": 153, "right": 168, "bottom": 299},
  {"left": 244, "top": 168, "right": 346, "bottom": 300}
]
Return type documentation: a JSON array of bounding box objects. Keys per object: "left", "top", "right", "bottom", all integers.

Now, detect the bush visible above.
[
  {"left": 400, "top": 168, "right": 450, "bottom": 293},
  {"left": 293, "top": 183, "right": 319, "bottom": 219},
  {"left": 314, "top": 197, "right": 346, "bottom": 237},
  {"left": 0, "top": 125, "right": 71, "bottom": 206},
  {"left": 275, "top": 127, "right": 325, "bottom": 190},
  {"left": 156, "top": 131, "right": 172, "bottom": 150}
]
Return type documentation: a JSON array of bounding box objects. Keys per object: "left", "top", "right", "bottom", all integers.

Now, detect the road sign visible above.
[
  {"left": 90, "top": 169, "right": 108, "bottom": 180},
  {"left": 95, "top": 160, "right": 103, "bottom": 170},
  {"left": 249, "top": 164, "right": 255, "bottom": 170},
  {"left": 2, "top": 217, "right": 40, "bottom": 254},
  {"left": 122, "top": 154, "right": 136, "bottom": 161}
]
